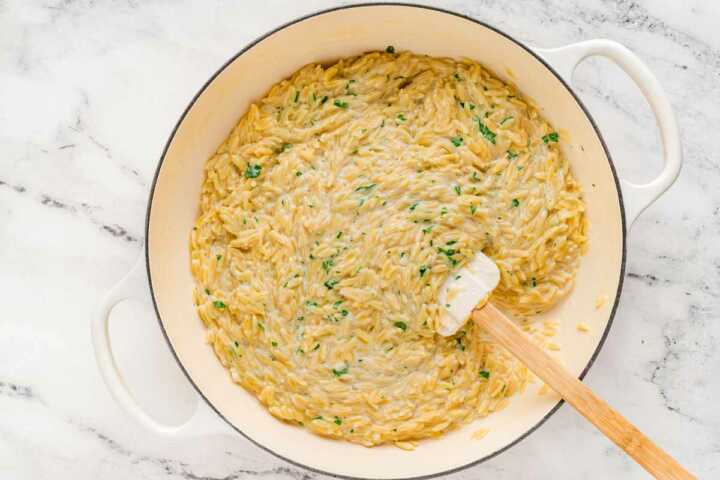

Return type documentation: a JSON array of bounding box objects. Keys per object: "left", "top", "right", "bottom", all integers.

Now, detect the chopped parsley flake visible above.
[
  {"left": 542, "top": 132, "right": 559, "bottom": 143},
  {"left": 409, "top": 202, "right": 419, "bottom": 211},
  {"left": 324, "top": 279, "right": 339, "bottom": 290},
  {"left": 507, "top": 150, "right": 518, "bottom": 159},
  {"left": 438, "top": 247, "right": 456, "bottom": 259},
  {"left": 334, "top": 99, "right": 348, "bottom": 109},
  {"left": 336, "top": 231, "right": 343, "bottom": 239},
  {"left": 396, "top": 113, "right": 407, "bottom": 122},
  {"left": 334, "top": 416, "right": 342, "bottom": 425},
  {"left": 476, "top": 118, "right": 497, "bottom": 144},
  {"left": 500, "top": 116, "right": 514, "bottom": 125},
  {"left": 470, "top": 205, "right": 477, "bottom": 214},
  {"left": 422, "top": 225, "right": 434, "bottom": 234},
  {"left": 294, "top": 91, "right": 299, "bottom": 102},
  {"left": 454, "top": 185, "right": 462, "bottom": 196},
  {"left": 340, "top": 309, "right": 349, "bottom": 316},
  {"left": 271, "top": 341, "right": 278, "bottom": 347},
  {"left": 320, "top": 95, "right": 329, "bottom": 104},
  {"left": 216, "top": 254, "right": 222, "bottom": 261},
  {"left": 355, "top": 183, "right": 377, "bottom": 192},
  {"left": 531, "top": 277, "right": 537, "bottom": 287},
  {"left": 245, "top": 163, "right": 262, "bottom": 178},
  {"left": 385, "top": 45, "right": 395, "bottom": 54},
  {"left": 454, "top": 73, "right": 462, "bottom": 81},
  {"left": 312, "top": 415, "right": 323, "bottom": 420},
  {"left": 332, "top": 365, "right": 349, "bottom": 377},
  {"left": 394, "top": 321, "right": 408, "bottom": 331},
  {"left": 204, "top": 288, "right": 211, "bottom": 295},
  {"left": 511, "top": 198, "right": 520, "bottom": 208},
  {"left": 313, "top": 343, "right": 320, "bottom": 351},
  {"left": 479, "top": 370, "right": 490, "bottom": 379},
  {"left": 322, "top": 258, "right": 334, "bottom": 273},
  {"left": 446, "top": 240, "right": 458, "bottom": 245},
  {"left": 451, "top": 136, "right": 463, "bottom": 147},
  {"left": 419, "top": 265, "right": 429, "bottom": 277},
  {"left": 296, "top": 171, "right": 303, "bottom": 176},
  {"left": 306, "top": 300, "right": 318, "bottom": 307},
  {"left": 212, "top": 300, "right": 226, "bottom": 309}
]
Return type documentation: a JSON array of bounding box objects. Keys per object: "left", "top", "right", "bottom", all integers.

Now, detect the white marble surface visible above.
[{"left": 1, "top": 0, "right": 718, "bottom": 478}]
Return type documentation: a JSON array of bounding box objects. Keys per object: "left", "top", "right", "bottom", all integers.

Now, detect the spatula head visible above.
[{"left": 437, "top": 252, "right": 500, "bottom": 337}]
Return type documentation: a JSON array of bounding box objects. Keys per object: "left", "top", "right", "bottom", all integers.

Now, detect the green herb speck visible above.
[
  {"left": 334, "top": 416, "right": 342, "bottom": 425},
  {"left": 334, "top": 99, "right": 348, "bottom": 109},
  {"left": 511, "top": 198, "right": 520, "bottom": 208},
  {"left": 332, "top": 365, "right": 349, "bottom": 377},
  {"left": 385, "top": 45, "right": 395, "bottom": 54},
  {"left": 324, "top": 279, "right": 339, "bottom": 290},
  {"left": 212, "top": 300, "right": 226, "bottom": 309},
  {"left": 245, "top": 163, "right": 262, "bottom": 178},
  {"left": 394, "top": 321, "right": 407, "bottom": 331},
  {"left": 476, "top": 118, "right": 497, "bottom": 144},
  {"left": 479, "top": 370, "right": 490, "bottom": 379},
  {"left": 542, "top": 132, "right": 559, "bottom": 143},
  {"left": 451, "top": 136, "right": 463, "bottom": 147},
  {"left": 294, "top": 91, "right": 299, "bottom": 102},
  {"left": 355, "top": 183, "right": 377, "bottom": 192},
  {"left": 419, "top": 265, "right": 429, "bottom": 277},
  {"left": 322, "top": 258, "right": 334, "bottom": 273}
]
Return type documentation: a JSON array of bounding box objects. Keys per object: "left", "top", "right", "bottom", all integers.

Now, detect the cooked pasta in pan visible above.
[{"left": 190, "top": 49, "right": 587, "bottom": 447}]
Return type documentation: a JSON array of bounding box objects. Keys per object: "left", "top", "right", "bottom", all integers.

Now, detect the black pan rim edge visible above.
[{"left": 143, "top": 3, "right": 628, "bottom": 479}]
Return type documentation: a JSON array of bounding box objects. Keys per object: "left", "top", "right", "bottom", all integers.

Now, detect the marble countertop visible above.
[{"left": 2, "top": 0, "right": 718, "bottom": 478}]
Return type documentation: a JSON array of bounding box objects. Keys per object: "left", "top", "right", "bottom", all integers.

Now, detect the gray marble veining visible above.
[{"left": 1, "top": 0, "right": 718, "bottom": 478}]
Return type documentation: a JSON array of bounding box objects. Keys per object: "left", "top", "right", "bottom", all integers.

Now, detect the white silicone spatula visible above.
[{"left": 439, "top": 253, "right": 694, "bottom": 480}]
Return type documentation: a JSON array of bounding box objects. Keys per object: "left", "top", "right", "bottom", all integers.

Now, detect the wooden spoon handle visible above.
[{"left": 472, "top": 304, "right": 695, "bottom": 480}]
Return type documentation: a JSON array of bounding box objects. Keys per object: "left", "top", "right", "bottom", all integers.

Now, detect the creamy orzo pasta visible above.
[{"left": 190, "top": 49, "right": 587, "bottom": 447}]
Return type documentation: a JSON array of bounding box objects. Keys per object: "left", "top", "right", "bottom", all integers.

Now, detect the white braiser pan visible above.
[{"left": 92, "top": 4, "right": 681, "bottom": 479}]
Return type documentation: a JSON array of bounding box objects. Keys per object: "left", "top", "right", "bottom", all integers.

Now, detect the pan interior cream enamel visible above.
[{"left": 189, "top": 50, "right": 587, "bottom": 448}]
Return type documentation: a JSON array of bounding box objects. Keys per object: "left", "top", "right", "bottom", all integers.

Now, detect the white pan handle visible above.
[
  {"left": 533, "top": 39, "right": 682, "bottom": 228},
  {"left": 91, "top": 255, "right": 232, "bottom": 437}
]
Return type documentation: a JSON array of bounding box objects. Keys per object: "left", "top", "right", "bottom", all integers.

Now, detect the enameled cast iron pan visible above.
[{"left": 93, "top": 4, "right": 681, "bottom": 479}]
